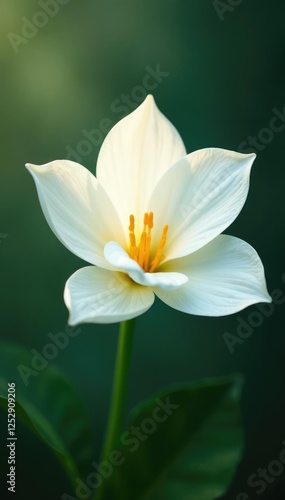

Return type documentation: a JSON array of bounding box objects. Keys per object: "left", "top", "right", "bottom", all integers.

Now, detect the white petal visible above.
[
  {"left": 26, "top": 160, "right": 126, "bottom": 268},
  {"left": 147, "top": 148, "right": 256, "bottom": 261},
  {"left": 104, "top": 241, "right": 188, "bottom": 291},
  {"left": 155, "top": 235, "right": 271, "bottom": 316},
  {"left": 96, "top": 95, "right": 186, "bottom": 236},
  {"left": 64, "top": 266, "right": 154, "bottom": 325}
]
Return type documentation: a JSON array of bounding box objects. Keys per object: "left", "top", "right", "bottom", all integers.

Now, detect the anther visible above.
[{"left": 128, "top": 213, "right": 168, "bottom": 273}]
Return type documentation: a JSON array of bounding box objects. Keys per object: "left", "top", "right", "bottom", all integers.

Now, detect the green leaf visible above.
[
  {"left": 0, "top": 342, "right": 93, "bottom": 487},
  {"left": 102, "top": 376, "right": 243, "bottom": 500}
]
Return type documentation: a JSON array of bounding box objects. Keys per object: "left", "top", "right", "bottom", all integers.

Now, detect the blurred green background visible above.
[{"left": 1, "top": 1, "right": 285, "bottom": 498}]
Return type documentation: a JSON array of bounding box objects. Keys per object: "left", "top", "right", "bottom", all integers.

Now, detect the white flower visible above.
[{"left": 26, "top": 95, "right": 271, "bottom": 325}]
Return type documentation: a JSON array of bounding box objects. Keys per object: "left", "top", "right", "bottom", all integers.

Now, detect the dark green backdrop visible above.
[{"left": 1, "top": 1, "right": 285, "bottom": 498}]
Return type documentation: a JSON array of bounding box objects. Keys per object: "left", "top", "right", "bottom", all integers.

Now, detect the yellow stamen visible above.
[
  {"left": 149, "top": 224, "right": 168, "bottom": 272},
  {"left": 148, "top": 211, "right": 153, "bottom": 229},
  {"left": 129, "top": 214, "right": 135, "bottom": 232},
  {"left": 128, "top": 214, "right": 136, "bottom": 259},
  {"left": 128, "top": 212, "right": 168, "bottom": 273},
  {"left": 138, "top": 231, "right": 146, "bottom": 267}
]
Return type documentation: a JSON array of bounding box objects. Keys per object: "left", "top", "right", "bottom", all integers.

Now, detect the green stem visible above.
[{"left": 94, "top": 319, "right": 136, "bottom": 500}]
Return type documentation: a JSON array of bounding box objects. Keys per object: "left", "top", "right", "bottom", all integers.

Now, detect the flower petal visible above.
[
  {"left": 147, "top": 148, "right": 256, "bottom": 262},
  {"left": 155, "top": 235, "right": 271, "bottom": 316},
  {"left": 104, "top": 241, "right": 188, "bottom": 290},
  {"left": 96, "top": 95, "right": 186, "bottom": 236},
  {"left": 64, "top": 266, "right": 154, "bottom": 325},
  {"left": 26, "top": 160, "right": 126, "bottom": 268}
]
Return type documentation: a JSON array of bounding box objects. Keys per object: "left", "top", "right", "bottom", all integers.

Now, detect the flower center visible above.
[{"left": 128, "top": 212, "right": 168, "bottom": 273}]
